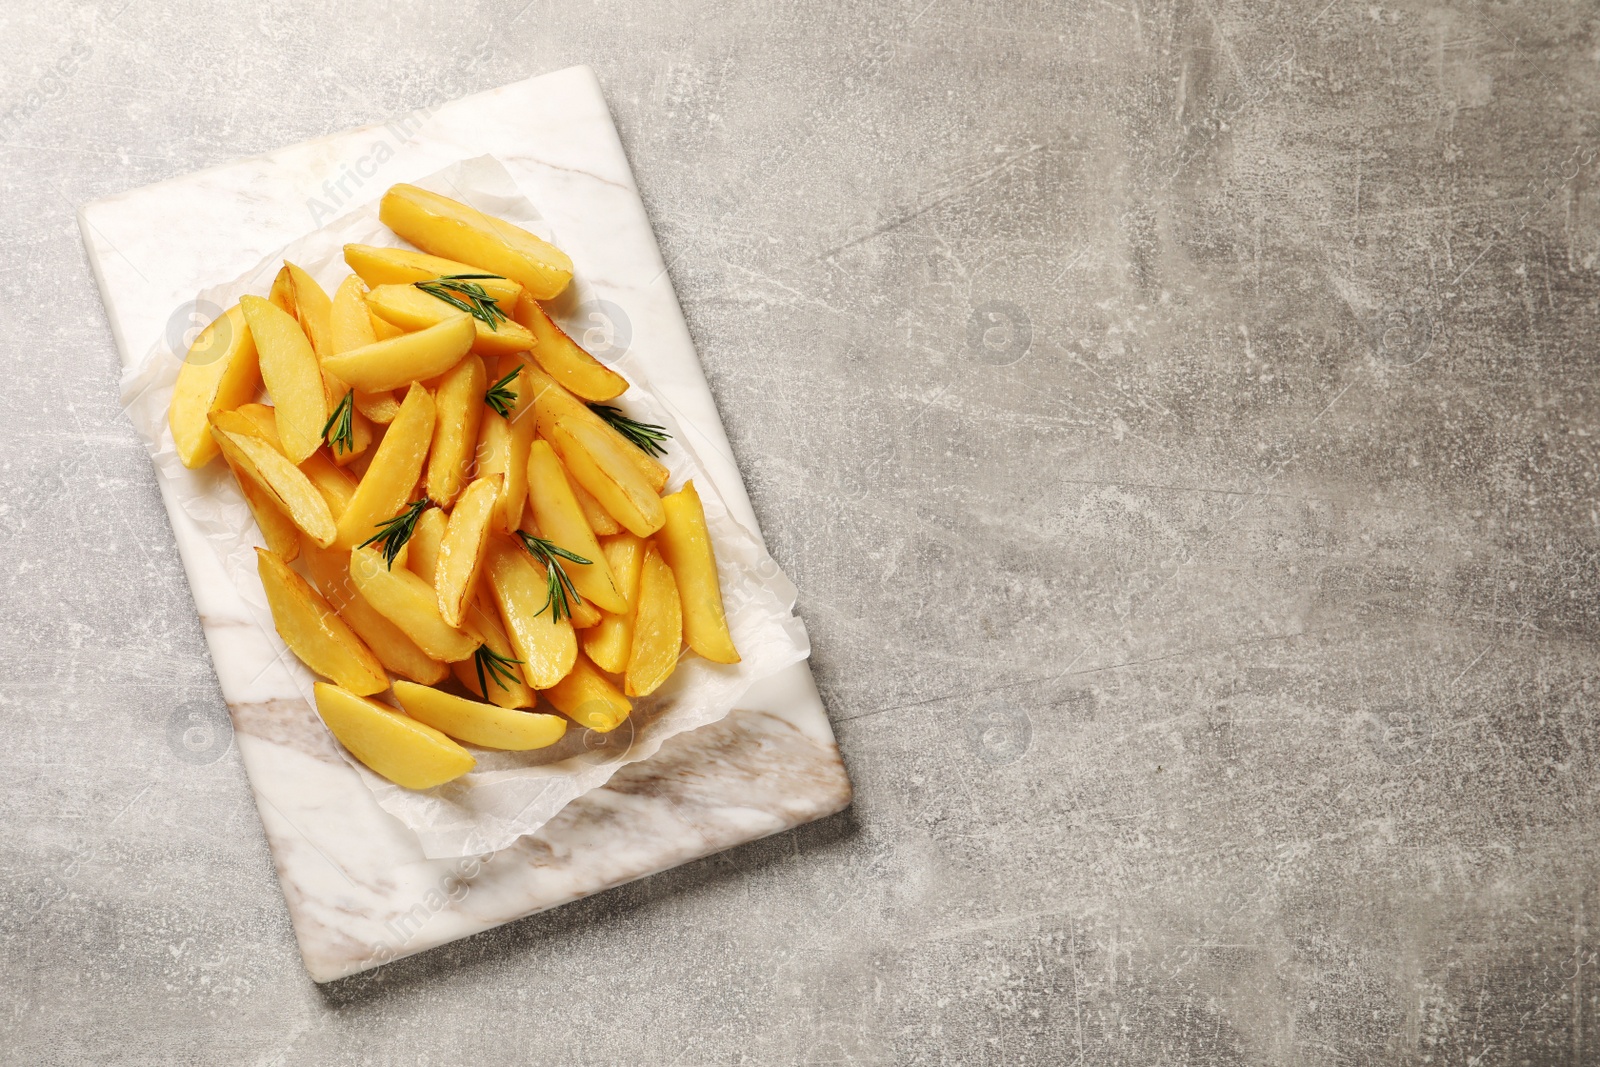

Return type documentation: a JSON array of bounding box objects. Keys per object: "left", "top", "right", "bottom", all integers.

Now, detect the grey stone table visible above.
[{"left": 3, "top": 1, "right": 1596, "bottom": 1063}]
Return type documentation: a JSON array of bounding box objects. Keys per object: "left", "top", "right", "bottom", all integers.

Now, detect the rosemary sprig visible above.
[
  {"left": 513, "top": 531, "right": 590, "bottom": 622},
  {"left": 358, "top": 498, "right": 430, "bottom": 569},
  {"left": 587, "top": 404, "right": 671, "bottom": 458},
  {"left": 484, "top": 366, "right": 520, "bottom": 417},
  {"left": 414, "top": 274, "right": 509, "bottom": 330},
  {"left": 321, "top": 391, "right": 355, "bottom": 455},
  {"left": 472, "top": 645, "right": 524, "bottom": 697}
]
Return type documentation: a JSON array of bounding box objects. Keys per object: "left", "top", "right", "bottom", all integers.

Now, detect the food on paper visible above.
[
  {"left": 657, "top": 481, "right": 740, "bottom": 664},
  {"left": 392, "top": 680, "right": 566, "bottom": 751},
  {"left": 167, "top": 184, "right": 740, "bottom": 790},
  {"left": 378, "top": 183, "right": 574, "bottom": 299},
  {"left": 625, "top": 543, "right": 683, "bottom": 698},
  {"left": 257, "top": 548, "right": 386, "bottom": 695},
  {"left": 313, "top": 682, "right": 475, "bottom": 789},
  {"left": 169, "top": 303, "right": 259, "bottom": 469}
]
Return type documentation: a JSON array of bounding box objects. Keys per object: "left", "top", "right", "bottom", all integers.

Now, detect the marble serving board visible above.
[{"left": 78, "top": 65, "right": 852, "bottom": 983}]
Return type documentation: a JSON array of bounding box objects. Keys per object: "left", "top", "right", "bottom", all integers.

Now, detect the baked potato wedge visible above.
[
  {"left": 343, "top": 243, "right": 522, "bottom": 309},
  {"left": 423, "top": 354, "right": 485, "bottom": 508},
  {"left": 542, "top": 653, "right": 632, "bottom": 732},
  {"left": 625, "top": 543, "right": 682, "bottom": 697},
  {"left": 437, "top": 476, "right": 500, "bottom": 628},
  {"left": 349, "top": 545, "right": 478, "bottom": 662},
  {"left": 321, "top": 313, "right": 475, "bottom": 393},
  {"left": 303, "top": 540, "right": 447, "bottom": 685},
  {"left": 209, "top": 411, "right": 336, "bottom": 547},
  {"left": 406, "top": 505, "right": 448, "bottom": 588},
  {"left": 378, "top": 184, "right": 573, "bottom": 299},
  {"left": 329, "top": 274, "right": 402, "bottom": 427},
  {"left": 483, "top": 536, "right": 576, "bottom": 688},
  {"left": 526, "top": 440, "right": 626, "bottom": 613},
  {"left": 392, "top": 680, "right": 566, "bottom": 751},
  {"left": 453, "top": 591, "right": 536, "bottom": 708},
  {"left": 256, "top": 547, "right": 386, "bottom": 695},
  {"left": 582, "top": 531, "right": 646, "bottom": 674},
  {"left": 335, "top": 383, "right": 435, "bottom": 549},
  {"left": 656, "top": 480, "right": 740, "bottom": 663},
  {"left": 367, "top": 283, "right": 535, "bottom": 357},
  {"left": 512, "top": 291, "right": 627, "bottom": 402},
  {"left": 547, "top": 415, "right": 665, "bottom": 538},
  {"left": 313, "top": 682, "right": 475, "bottom": 789},
  {"left": 240, "top": 294, "right": 328, "bottom": 463},
  {"left": 169, "top": 303, "right": 260, "bottom": 469},
  {"left": 523, "top": 362, "right": 668, "bottom": 491}
]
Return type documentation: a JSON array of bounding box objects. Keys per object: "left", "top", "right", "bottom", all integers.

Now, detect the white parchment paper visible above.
[{"left": 119, "top": 156, "right": 811, "bottom": 858}]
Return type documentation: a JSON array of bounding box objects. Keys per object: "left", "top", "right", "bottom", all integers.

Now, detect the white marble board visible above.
[{"left": 77, "top": 65, "right": 853, "bottom": 983}]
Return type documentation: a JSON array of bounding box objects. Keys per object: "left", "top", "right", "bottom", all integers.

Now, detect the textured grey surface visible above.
[{"left": 3, "top": 0, "right": 1598, "bottom": 1062}]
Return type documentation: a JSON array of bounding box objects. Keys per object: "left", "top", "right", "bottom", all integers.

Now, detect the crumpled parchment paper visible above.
[{"left": 120, "top": 156, "right": 811, "bottom": 858}]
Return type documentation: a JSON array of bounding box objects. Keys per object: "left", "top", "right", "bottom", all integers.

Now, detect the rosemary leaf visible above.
[
  {"left": 587, "top": 403, "right": 671, "bottom": 458},
  {"left": 513, "top": 531, "right": 590, "bottom": 622},
  {"left": 484, "top": 366, "right": 521, "bottom": 418},
  {"left": 321, "top": 391, "right": 356, "bottom": 455},
  {"left": 473, "top": 645, "right": 524, "bottom": 697},
  {"left": 358, "top": 498, "right": 430, "bottom": 569},
  {"left": 414, "top": 275, "right": 509, "bottom": 330}
]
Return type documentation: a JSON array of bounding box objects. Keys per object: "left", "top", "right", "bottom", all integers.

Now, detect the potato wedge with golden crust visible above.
[
  {"left": 367, "top": 283, "right": 535, "bottom": 357},
  {"left": 169, "top": 304, "right": 260, "bottom": 469},
  {"left": 256, "top": 548, "right": 386, "bottom": 695},
  {"left": 512, "top": 291, "right": 628, "bottom": 402},
  {"left": 230, "top": 402, "right": 280, "bottom": 440},
  {"left": 299, "top": 452, "right": 357, "bottom": 519},
  {"left": 268, "top": 262, "right": 371, "bottom": 466},
  {"left": 453, "top": 591, "right": 536, "bottom": 708},
  {"left": 240, "top": 294, "right": 328, "bottom": 463},
  {"left": 228, "top": 403, "right": 357, "bottom": 522},
  {"left": 283, "top": 265, "right": 372, "bottom": 468},
  {"left": 379, "top": 184, "right": 573, "bottom": 300},
  {"left": 355, "top": 390, "right": 402, "bottom": 424},
  {"left": 392, "top": 681, "right": 566, "bottom": 751},
  {"left": 656, "top": 480, "right": 740, "bottom": 663},
  {"left": 281, "top": 263, "right": 336, "bottom": 358},
  {"left": 483, "top": 537, "right": 576, "bottom": 688},
  {"left": 547, "top": 415, "right": 665, "bottom": 538},
  {"left": 349, "top": 545, "right": 478, "bottom": 662},
  {"left": 303, "top": 540, "right": 447, "bottom": 685},
  {"left": 478, "top": 360, "right": 535, "bottom": 532},
  {"left": 569, "top": 470, "right": 621, "bottom": 536},
  {"left": 526, "top": 440, "right": 626, "bottom": 613},
  {"left": 210, "top": 412, "right": 337, "bottom": 547},
  {"left": 437, "top": 477, "right": 500, "bottom": 628},
  {"left": 330, "top": 274, "right": 376, "bottom": 352},
  {"left": 473, "top": 408, "right": 510, "bottom": 487},
  {"left": 424, "top": 354, "right": 485, "bottom": 508},
  {"left": 336, "top": 383, "right": 435, "bottom": 549},
  {"left": 343, "top": 244, "right": 523, "bottom": 309},
  {"left": 625, "top": 543, "right": 682, "bottom": 697},
  {"left": 322, "top": 313, "right": 475, "bottom": 393},
  {"left": 225, "top": 455, "right": 301, "bottom": 562},
  {"left": 215, "top": 403, "right": 307, "bottom": 555},
  {"left": 406, "top": 505, "right": 448, "bottom": 588},
  {"left": 330, "top": 274, "right": 403, "bottom": 426},
  {"left": 566, "top": 590, "right": 603, "bottom": 630},
  {"left": 499, "top": 402, "right": 538, "bottom": 535},
  {"left": 582, "top": 532, "right": 646, "bottom": 674},
  {"left": 313, "top": 682, "right": 474, "bottom": 790},
  {"left": 542, "top": 653, "right": 631, "bottom": 732},
  {"left": 522, "top": 362, "right": 669, "bottom": 491},
  {"left": 368, "top": 310, "right": 403, "bottom": 340}
]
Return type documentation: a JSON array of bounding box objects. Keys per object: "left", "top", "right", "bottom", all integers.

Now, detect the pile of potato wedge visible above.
[{"left": 169, "top": 183, "right": 739, "bottom": 791}]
